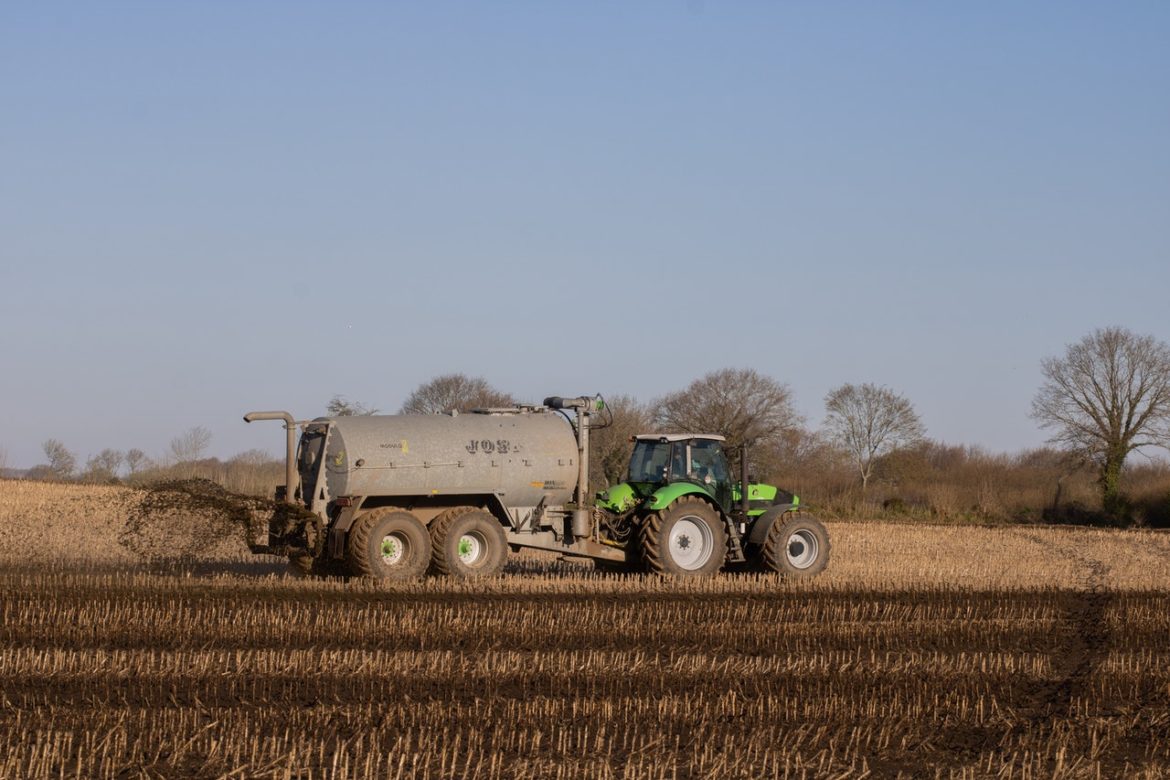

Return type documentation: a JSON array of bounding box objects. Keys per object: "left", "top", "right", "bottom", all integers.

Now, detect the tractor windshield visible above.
[
  {"left": 688, "top": 439, "right": 730, "bottom": 484},
  {"left": 628, "top": 440, "right": 673, "bottom": 484},
  {"left": 628, "top": 437, "right": 734, "bottom": 508}
]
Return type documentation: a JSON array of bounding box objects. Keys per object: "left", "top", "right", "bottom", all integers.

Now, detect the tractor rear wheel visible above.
[
  {"left": 429, "top": 508, "right": 508, "bottom": 579},
  {"left": 761, "top": 513, "right": 830, "bottom": 577},
  {"left": 346, "top": 509, "right": 431, "bottom": 580},
  {"left": 640, "top": 498, "right": 726, "bottom": 577}
]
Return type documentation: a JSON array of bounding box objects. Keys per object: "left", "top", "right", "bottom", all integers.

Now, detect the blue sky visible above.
[{"left": 2, "top": 2, "right": 1168, "bottom": 468}]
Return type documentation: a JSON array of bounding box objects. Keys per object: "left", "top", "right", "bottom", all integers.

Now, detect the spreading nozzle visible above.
[{"left": 544, "top": 395, "right": 604, "bottom": 411}]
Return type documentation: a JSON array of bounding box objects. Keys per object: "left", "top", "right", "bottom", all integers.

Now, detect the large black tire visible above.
[
  {"left": 345, "top": 508, "right": 431, "bottom": 580},
  {"left": 640, "top": 498, "right": 727, "bottom": 577},
  {"left": 429, "top": 508, "right": 508, "bottom": 579},
  {"left": 761, "top": 513, "right": 830, "bottom": 577},
  {"left": 426, "top": 506, "right": 475, "bottom": 574}
]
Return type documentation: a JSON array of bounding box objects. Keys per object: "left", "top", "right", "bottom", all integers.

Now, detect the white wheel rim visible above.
[
  {"left": 458, "top": 532, "right": 485, "bottom": 566},
  {"left": 786, "top": 529, "right": 819, "bottom": 569},
  {"left": 380, "top": 533, "right": 407, "bottom": 566},
  {"left": 669, "top": 516, "right": 714, "bottom": 571}
]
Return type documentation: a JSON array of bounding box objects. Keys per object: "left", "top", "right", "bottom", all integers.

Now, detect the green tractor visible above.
[{"left": 593, "top": 433, "right": 830, "bottom": 577}]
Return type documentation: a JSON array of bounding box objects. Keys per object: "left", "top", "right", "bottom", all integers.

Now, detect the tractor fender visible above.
[
  {"left": 645, "top": 482, "right": 716, "bottom": 512},
  {"left": 746, "top": 504, "right": 800, "bottom": 546}
]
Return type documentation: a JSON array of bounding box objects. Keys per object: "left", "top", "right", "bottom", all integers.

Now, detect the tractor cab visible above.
[{"left": 627, "top": 434, "right": 734, "bottom": 510}]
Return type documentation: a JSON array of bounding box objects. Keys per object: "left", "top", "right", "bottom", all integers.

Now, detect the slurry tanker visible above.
[{"left": 244, "top": 396, "right": 829, "bottom": 579}]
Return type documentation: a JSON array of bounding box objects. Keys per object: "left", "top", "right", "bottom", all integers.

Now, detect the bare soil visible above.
[{"left": 1, "top": 480, "right": 1168, "bottom": 779}]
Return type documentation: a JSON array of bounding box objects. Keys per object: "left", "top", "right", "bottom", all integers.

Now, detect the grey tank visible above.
[{"left": 319, "top": 410, "right": 579, "bottom": 507}]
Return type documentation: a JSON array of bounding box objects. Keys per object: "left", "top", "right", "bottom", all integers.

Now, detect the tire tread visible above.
[
  {"left": 428, "top": 506, "right": 478, "bottom": 577},
  {"left": 639, "top": 497, "right": 726, "bottom": 577},
  {"left": 762, "top": 511, "right": 831, "bottom": 576},
  {"left": 346, "top": 507, "right": 430, "bottom": 579}
]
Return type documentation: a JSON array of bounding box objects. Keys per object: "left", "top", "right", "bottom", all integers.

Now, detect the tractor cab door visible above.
[{"left": 686, "top": 439, "right": 734, "bottom": 512}]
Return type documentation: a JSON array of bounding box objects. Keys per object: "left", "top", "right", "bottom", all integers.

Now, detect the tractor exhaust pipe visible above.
[
  {"left": 741, "top": 442, "right": 751, "bottom": 517},
  {"left": 243, "top": 411, "right": 299, "bottom": 503}
]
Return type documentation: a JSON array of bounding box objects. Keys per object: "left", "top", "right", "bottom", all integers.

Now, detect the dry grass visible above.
[
  {"left": 783, "top": 443, "right": 1170, "bottom": 527},
  {"left": 1, "top": 479, "right": 1169, "bottom": 778}
]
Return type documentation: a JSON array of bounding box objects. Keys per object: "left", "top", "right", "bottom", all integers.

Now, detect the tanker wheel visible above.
[
  {"left": 346, "top": 508, "right": 431, "bottom": 580},
  {"left": 429, "top": 508, "right": 508, "bottom": 579},
  {"left": 762, "top": 513, "right": 830, "bottom": 577},
  {"left": 640, "top": 498, "right": 726, "bottom": 577}
]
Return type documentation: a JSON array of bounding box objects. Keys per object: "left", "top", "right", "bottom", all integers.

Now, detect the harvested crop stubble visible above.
[{"left": 2, "top": 480, "right": 1170, "bottom": 778}]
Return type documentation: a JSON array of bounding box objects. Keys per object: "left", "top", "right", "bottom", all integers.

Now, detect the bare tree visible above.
[
  {"left": 0, "top": 447, "right": 8, "bottom": 475},
  {"left": 228, "top": 448, "right": 276, "bottom": 467},
  {"left": 588, "top": 394, "right": 652, "bottom": 491},
  {"left": 400, "top": 374, "right": 514, "bottom": 415},
  {"left": 170, "top": 426, "right": 212, "bottom": 464},
  {"left": 42, "top": 439, "right": 76, "bottom": 480},
  {"left": 82, "top": 449, "right": 124, "bottom": 483},
  {"left": 327, "top": 395, "right": 379, "bottom": 416},
  {"left": 824, "top": 383, "right": 925, "bottom": 492},
  {"left": 125, "top": 448, "right": 147, "bottom": 475},
  {"left": 225, "top": 448, "right": 284, "bottom": 495},
  {"left": 1031, "top": 327, "right": 1170, "bottom": 516},
  {"left": 654, "top": 369, "right": 802, "bottom": 462}
]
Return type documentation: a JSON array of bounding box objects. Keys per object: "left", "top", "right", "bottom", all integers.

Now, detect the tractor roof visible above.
[{"left": 634, "top": 434, "right": 726, "bottom": 443}]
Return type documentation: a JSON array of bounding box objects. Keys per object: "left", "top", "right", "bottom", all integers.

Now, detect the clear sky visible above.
[{"left": 2, "top": 2, "right": 1168, "bottom": 469}]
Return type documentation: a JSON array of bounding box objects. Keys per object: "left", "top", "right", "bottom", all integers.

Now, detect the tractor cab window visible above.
[
  {"left": 688, "top": 439, "right": 733, "bottom": 510},
  {"left": 688, "top": 439, "right": 730, "bottom": 485},
  {"left": 628, "top": 440, "right": 672, "bottom": 484},
  {"left": 670, "top": 444, "right": 687, "bottom": 480}
]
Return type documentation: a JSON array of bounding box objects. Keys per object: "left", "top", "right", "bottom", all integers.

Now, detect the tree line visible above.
[
  {"left": 20, "top": 426, "right": 283, "bottom": 497},
  {"left": 334, "top": 326, "right": 1170, "bottom": 525},
  {"left": 12, "top": 326, "right": 1170, "bottom": 526}
]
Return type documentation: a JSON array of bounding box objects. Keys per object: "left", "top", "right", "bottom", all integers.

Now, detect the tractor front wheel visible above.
[
  {"left": 640, "top": 498, "right": 726, "bottom": 577},
  {"left": 346, "top": 509, "right": 432, "bottom": 580},
  {"left": 761, "top": 513, "right": 830, "bottom": 577}
]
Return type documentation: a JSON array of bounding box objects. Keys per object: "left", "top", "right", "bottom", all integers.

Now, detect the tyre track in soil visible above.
[
  {"left": 921, "top": 529, "right": 1113, "bottom": 774},
  {"left": 1012, "top": 529, "right": 1112, "bottom": 727},
  {"left": 1080, "top": 529, "right": 1168, "bottom": 770},
  {"left": 1005, "top": 528, "right": 1159, "bottom": 775}
]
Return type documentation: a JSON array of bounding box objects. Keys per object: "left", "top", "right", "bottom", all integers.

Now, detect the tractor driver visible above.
[{"left": 689, "top": 441, "right": 728, "bottom": 485}]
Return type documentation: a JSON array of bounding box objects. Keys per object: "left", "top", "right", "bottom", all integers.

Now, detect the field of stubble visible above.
[{"left": 1, "top": 479, "right": 1169, "bottom": 779}]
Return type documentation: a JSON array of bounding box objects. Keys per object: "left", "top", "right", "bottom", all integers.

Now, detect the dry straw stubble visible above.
[{"left": 1, "top": 480, "right": 1169, "bottom": 778}]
